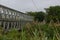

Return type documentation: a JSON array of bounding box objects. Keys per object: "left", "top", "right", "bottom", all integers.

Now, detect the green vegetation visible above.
[
  {"left": 27, "top": 6, "right": 60, "bottom": 23},
  {"left": 0, "top": 6, "right": 60, "bottom": 40},
  {"left": 0, "top": 23, "right": 60, "bottom": 40}
]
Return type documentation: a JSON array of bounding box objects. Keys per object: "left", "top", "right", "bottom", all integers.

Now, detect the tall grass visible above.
[
  {"left": 0, "top": 22, "right": 60, "bottom": 40},
  {"left": 21, "top": 22, "right": 60, "bottom": 40}
]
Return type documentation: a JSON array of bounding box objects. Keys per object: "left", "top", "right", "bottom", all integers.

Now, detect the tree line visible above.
[{"left": 27, "top": 6, "right": 60, "bottom": 23}]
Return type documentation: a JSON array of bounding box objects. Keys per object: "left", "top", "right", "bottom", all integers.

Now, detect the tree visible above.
[
  {"left": 34, "top": 12, "right": 45, "bottom": 22},
  {"left": 45, "top": 6, "right": 60, "bottom": 23},
  {"left": 27, "top": 12, "right": 37, "bottom": 16},
  {"left": 27, "top": 11, "right": 45, "bottom": 22}
]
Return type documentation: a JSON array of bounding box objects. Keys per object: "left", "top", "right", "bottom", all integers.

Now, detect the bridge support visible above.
[
  {"left": 14, "top": 22, "right": 16, "bottom": 29},
  {"left": 7, "top": 22, "right": 9, "bottom": 30},
  {"left": 11, "top": 22, "right": 13, "bottom": 29},
  {"left": 3, "top": 22, "right": 6, "bottom": 30}
]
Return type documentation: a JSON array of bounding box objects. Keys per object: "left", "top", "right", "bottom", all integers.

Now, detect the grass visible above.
[{"left": 0, "top": 22, "right": 60, "bottom": 40}]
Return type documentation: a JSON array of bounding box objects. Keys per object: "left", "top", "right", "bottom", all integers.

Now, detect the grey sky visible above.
[{"left": 0, "top": 0, "right": 60, "bottom": 12}]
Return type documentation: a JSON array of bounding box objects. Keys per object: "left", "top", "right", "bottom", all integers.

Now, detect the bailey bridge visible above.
[{"left": 0, "top": 5, "right": 33, "bottom": 31}]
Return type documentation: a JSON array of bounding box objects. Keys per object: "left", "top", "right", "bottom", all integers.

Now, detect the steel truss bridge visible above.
[{"left": 0, "top": 5, "right": 33, "bottom": 31}]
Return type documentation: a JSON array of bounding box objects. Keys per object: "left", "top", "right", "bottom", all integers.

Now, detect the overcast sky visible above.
[{"left": 0, "top": 0, "right": 60, "bottom": 12}]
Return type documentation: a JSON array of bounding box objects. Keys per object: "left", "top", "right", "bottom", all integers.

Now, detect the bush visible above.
[{"left": 0, "top": 23, "right": 60, "bottom": 40}]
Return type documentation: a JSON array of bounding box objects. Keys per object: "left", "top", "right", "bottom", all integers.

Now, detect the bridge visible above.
[{"left": 0, "top": 5, "right": 33, "bottom": 31}]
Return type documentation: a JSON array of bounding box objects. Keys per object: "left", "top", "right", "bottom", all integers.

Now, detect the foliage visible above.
[
  {"left": 27, "top": 11, "right": 45, "bottom": 22},
  {"left": 27, "top": 12, "right": 37, "bottom": 16},
  {"left": 45, "top": 6, "right": 60, "bottom": 23},
  {"left": 0, "top": 5, "right": 60, "bottom": 40},
  {"left": 0, "top": 23, "right": 60, "bottom": 40},
  {"left": 27, "top": 6, "right": 60, "bottom": 23}
]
